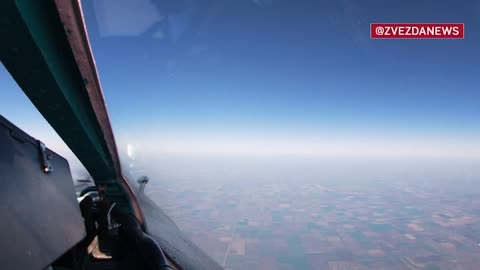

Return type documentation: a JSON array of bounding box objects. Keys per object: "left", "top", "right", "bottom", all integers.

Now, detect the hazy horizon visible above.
[{"left": 2, "top": 1, "right": 480, "bottom": 268}]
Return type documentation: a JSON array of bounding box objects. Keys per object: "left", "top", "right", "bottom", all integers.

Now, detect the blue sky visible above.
[{"left": 2, "top": 0, "right": 480, "bottom": 160}]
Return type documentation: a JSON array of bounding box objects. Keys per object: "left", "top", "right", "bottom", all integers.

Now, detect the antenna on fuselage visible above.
[{"left": 137, "top": 176, "right": 149, "bottom": 197}]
